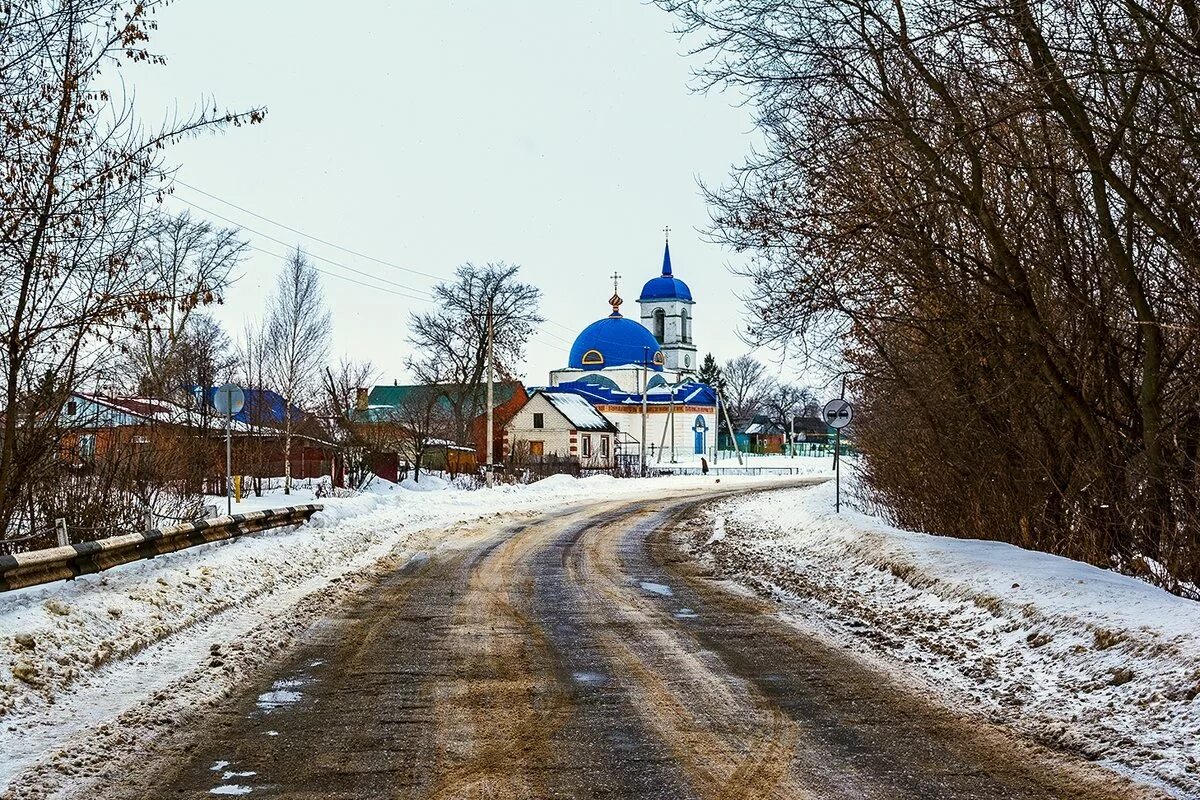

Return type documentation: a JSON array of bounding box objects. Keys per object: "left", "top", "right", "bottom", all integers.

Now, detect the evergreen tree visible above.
[{"left": 697, "top": 352, "right": 724, "bottom": 392}]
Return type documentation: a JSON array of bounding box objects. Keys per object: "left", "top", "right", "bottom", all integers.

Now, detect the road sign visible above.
[
  {"left": 823, "top": 398, "right": 853, "bottom": 429},
  {"left": 213, "top": 383, "right": 245, "bottom": 416}
]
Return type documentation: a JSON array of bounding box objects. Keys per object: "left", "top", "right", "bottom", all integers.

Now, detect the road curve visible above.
[{"left": 103, "top": 483, "right": 1149, "bottom": 799}]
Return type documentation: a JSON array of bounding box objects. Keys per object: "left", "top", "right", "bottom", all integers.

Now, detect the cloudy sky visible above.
[{"left": 124, "top": 1, "right": 806, "bottom": 387}]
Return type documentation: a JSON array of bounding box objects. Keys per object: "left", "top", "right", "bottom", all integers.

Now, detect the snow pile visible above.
[
  {"left": 691, "top": 478, "right": 1200, "bottom": 797},
  {"left": 0, "top": 471, "right": 823, "bottom": 794}
]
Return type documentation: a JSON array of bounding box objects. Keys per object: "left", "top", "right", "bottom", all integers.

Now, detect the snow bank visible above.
[
  {"left": 0, "top": 471, "right": 823, "bottom": 793},
  {"left": 694, "top": 476, "right": 1200, "bottom": 797}
]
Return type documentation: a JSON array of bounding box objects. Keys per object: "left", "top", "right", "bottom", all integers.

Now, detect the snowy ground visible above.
[
  {"left": 0, "top": 469, "right": 827, "bottom": 797},
  {"left": 686, "top": 474, "right": 1200, "bottom": 799}
]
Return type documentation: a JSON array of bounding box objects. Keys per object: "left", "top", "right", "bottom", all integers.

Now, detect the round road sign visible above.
[
  {"left": 822, "top": 398, "right": 853, "bottom": 429},
  {"left": 214, "top": 383, "right": 245, "bottom": 416}
]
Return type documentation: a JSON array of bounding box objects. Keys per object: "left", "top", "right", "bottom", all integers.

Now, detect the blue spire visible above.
[{"left": 662, "top": 240, "right": 673, "bottom": 277}]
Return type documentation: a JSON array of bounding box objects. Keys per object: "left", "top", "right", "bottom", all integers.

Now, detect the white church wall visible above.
[{"left": 599, "top": 404, "right": 717, "bottom": 461}]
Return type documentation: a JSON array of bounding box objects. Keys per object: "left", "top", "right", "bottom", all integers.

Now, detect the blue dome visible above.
[
  {"left": 569, "top": 315, "right": 664, "bottom": 371},
  {"left": 638, "top": 241, "right": 693, "bottom": 302},
  {"left": 639, "top": 275, "right": 693, "bottom": 302}
]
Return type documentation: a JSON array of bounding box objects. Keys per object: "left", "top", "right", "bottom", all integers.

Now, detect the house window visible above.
[
  {"left": 600, "top": 436, "right": 609, "bottom": 458},
  {"left": 582, "top": 435, "right": 591, "bottom": 457},
  {"left": 533, "top": 412, "right": 544, "bottom": 429},
  {"left": 530, "top": 441, "right": 545, "bottom": 457},
  {"left": 66, "top": 400, "right": 77, "bottom": 416},
  {"left": 653, "top": 308, "right": 665, "bottom": 343}
]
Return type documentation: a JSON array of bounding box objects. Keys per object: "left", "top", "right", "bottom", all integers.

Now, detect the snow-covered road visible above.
[
  {"left": 686, "top": 477, "right": 1200, "bottom": 798},
  {"left": 0, "top": 471, "right": 827, "bottom": 797}
]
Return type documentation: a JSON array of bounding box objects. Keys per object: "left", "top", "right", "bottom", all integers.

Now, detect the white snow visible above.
[
  {"left": 693, "top": 472, "right": 1200, "bottom": 798},
  {"left": 0, "top": 471, "right": 826, "bottom": 796},
  {"left": 543, "top": 391, "right": 616, "bottom": 431}
]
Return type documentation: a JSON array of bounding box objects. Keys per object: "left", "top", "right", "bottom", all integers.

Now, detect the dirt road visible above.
[{"left": 108, "top": 484, "right": 1151, "bottom": 799}]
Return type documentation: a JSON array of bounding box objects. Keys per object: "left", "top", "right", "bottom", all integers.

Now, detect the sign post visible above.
[
  {"left": 213, "top": 383, "right": 245, "bottom": 516},
  {"left": 822, "top": 398, "right": 854, "bottom": 512}
]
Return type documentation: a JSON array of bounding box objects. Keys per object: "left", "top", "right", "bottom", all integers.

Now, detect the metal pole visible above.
[
  {"left": 669, "top": 384, "right": 676, "bottom": 462},
  {"left": 486, "top": 299, "right": 495, "bottom": 487},
  {"left": 717, "top": 388, "right": 744, "bottom": 465},
  {"left": 226, "top": 402, "right": 233, "bottom": 517},
  {"left": 641, "top": 348, "right": 648, "bottom": 476},
  {"left": 835, "top": 428, "right": 841, "bottom": 513}
]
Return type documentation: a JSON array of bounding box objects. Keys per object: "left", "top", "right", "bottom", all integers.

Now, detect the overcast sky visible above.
[{"left": 123, "top": 1, "right": 807, "bottom": 388}]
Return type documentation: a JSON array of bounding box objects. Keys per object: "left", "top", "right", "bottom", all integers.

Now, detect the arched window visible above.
[
  {"left": 653, "top": 308, "right": 665, "bottom": 343},
  {"left": 581, "top": 349, "right": 604, "bottom": 366},
  {"left": 681, "top": 308, "right": 690, "bottom": 343}
]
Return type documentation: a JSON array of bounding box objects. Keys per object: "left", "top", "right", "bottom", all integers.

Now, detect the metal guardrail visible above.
[{"left": 0, "top": 505, "right": 323, "bottom": 593}]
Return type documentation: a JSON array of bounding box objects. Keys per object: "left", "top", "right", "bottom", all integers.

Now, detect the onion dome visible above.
[
  {"left": 568, "top": 291, "right": 665, "bottom": 371},
  {"left": 638, "top": 241, "right": 693, "bottom": 303}
]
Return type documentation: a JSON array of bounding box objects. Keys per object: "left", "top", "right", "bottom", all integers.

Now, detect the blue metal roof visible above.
[
  {"left": 568, "top": 313, "right": 664, "bottom": 371},
  {"left": 547, "top": 380, "right": 717, "bottom": 407},
  {"left": 639, "top": 242, "right": 693, "bottom": 302}
]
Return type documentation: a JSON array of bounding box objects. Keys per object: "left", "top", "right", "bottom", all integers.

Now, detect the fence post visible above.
[{"left": 55, "top": 518, "right": 68, "bottom": 547}]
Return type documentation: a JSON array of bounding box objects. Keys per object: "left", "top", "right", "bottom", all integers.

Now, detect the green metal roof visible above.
[{"left": 354, "top": 383, "right": 520, "bottom": 423}]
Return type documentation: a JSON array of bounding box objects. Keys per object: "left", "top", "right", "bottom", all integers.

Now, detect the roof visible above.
[
  {"left": 539, "top": 391, "right": 619, "bottom": 433},
  {"left": 542, "top": 379, "right": 717, "bottom": 408},
  {"left": 356, "top": 382, "right": 522, "bottom": 423},
  {"left": 639, "top": 242, "right": 693, "bottom": 303},
  {"left": 568, "top": 313, "right": 664, "bottom": 371}
]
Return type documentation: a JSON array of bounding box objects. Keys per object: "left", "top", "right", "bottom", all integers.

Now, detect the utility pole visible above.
[
  {"left": 669, "top": 383, "right": 676, "bottom": 463},
  {"left": 641, "top": 347, "right": 649, "bottom": 476},
  {"left": 486, "top": 298, "right": 495, "bottom": 488}
]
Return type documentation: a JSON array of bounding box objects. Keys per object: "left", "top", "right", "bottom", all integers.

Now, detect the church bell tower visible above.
[{"left": 638, "top": 229, "right": 697, "bottom": 375}]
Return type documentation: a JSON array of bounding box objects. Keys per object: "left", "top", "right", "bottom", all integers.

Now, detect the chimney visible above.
[{"left": 355, "top": 387, "right": 368, "bottom": 412}]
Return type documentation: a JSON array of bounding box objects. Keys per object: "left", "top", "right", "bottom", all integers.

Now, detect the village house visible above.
[{"left": 503, "top": 390, "right": 620, "bottom": 471}]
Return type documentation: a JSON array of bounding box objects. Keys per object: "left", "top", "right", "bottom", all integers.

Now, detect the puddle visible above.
[
  {"left": 639, "top": 581, "right": 674, "bottom": 597},
  {"left": 210, "top": 761, "right": 231, "bottom": 772},
  {"left": 572, "top": 671, "right": 607, "bottom": 686},
  {"left": 255, "top": 689, "right": 302, "bottom": 711},
  {"left": 210, "top": 786, "right": 252, "bottom": 796},
  {"left": 674, "top": 608, "right": 699, "bottom": 619}
]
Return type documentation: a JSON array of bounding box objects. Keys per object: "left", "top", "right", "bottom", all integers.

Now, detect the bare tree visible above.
[
  {"left": 406, "top": 263, "right": 542, "bottom": 446},
  {"left": 761, "top": 382, "right": 816, "bottom": 444},
  {"left": 392, "top": 385, "right": 453, "bottom": 483},
  {"left": 265, "top": 249, "right": 331, "bottom": 494},
  {"left": 721, "top": 355, "right": 768, "bottom": 429},
  {"left": 321, "top": 357, "right": 377, "bottom": 487},
  {"left": 119, "top": 211, "right": 248, "bottom": 394},
  {"left": 658, "top": 0, "right": 1200, "bottom": 589},
  {"left": 0, "top": 0, "right": 263, "bottom": 536}
]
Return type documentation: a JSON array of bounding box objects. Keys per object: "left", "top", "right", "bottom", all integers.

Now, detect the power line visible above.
[
  {"left": 174, "top": 197, "right": 437, "bottom": 300},
  {"left": 173, "top": 180, "right": 445, "bottom": 283},
  {"left": 171, "top": 182, "right": 578, "bottom": 348}
]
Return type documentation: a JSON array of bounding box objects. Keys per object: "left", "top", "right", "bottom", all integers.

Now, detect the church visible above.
[{"left": 504, "top": 237, "right": 721, "bottom": 467}]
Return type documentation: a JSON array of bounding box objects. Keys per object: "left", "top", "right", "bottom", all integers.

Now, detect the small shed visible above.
[{"left": 504, "top": 390, "right": 619, "bottom": 470}]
